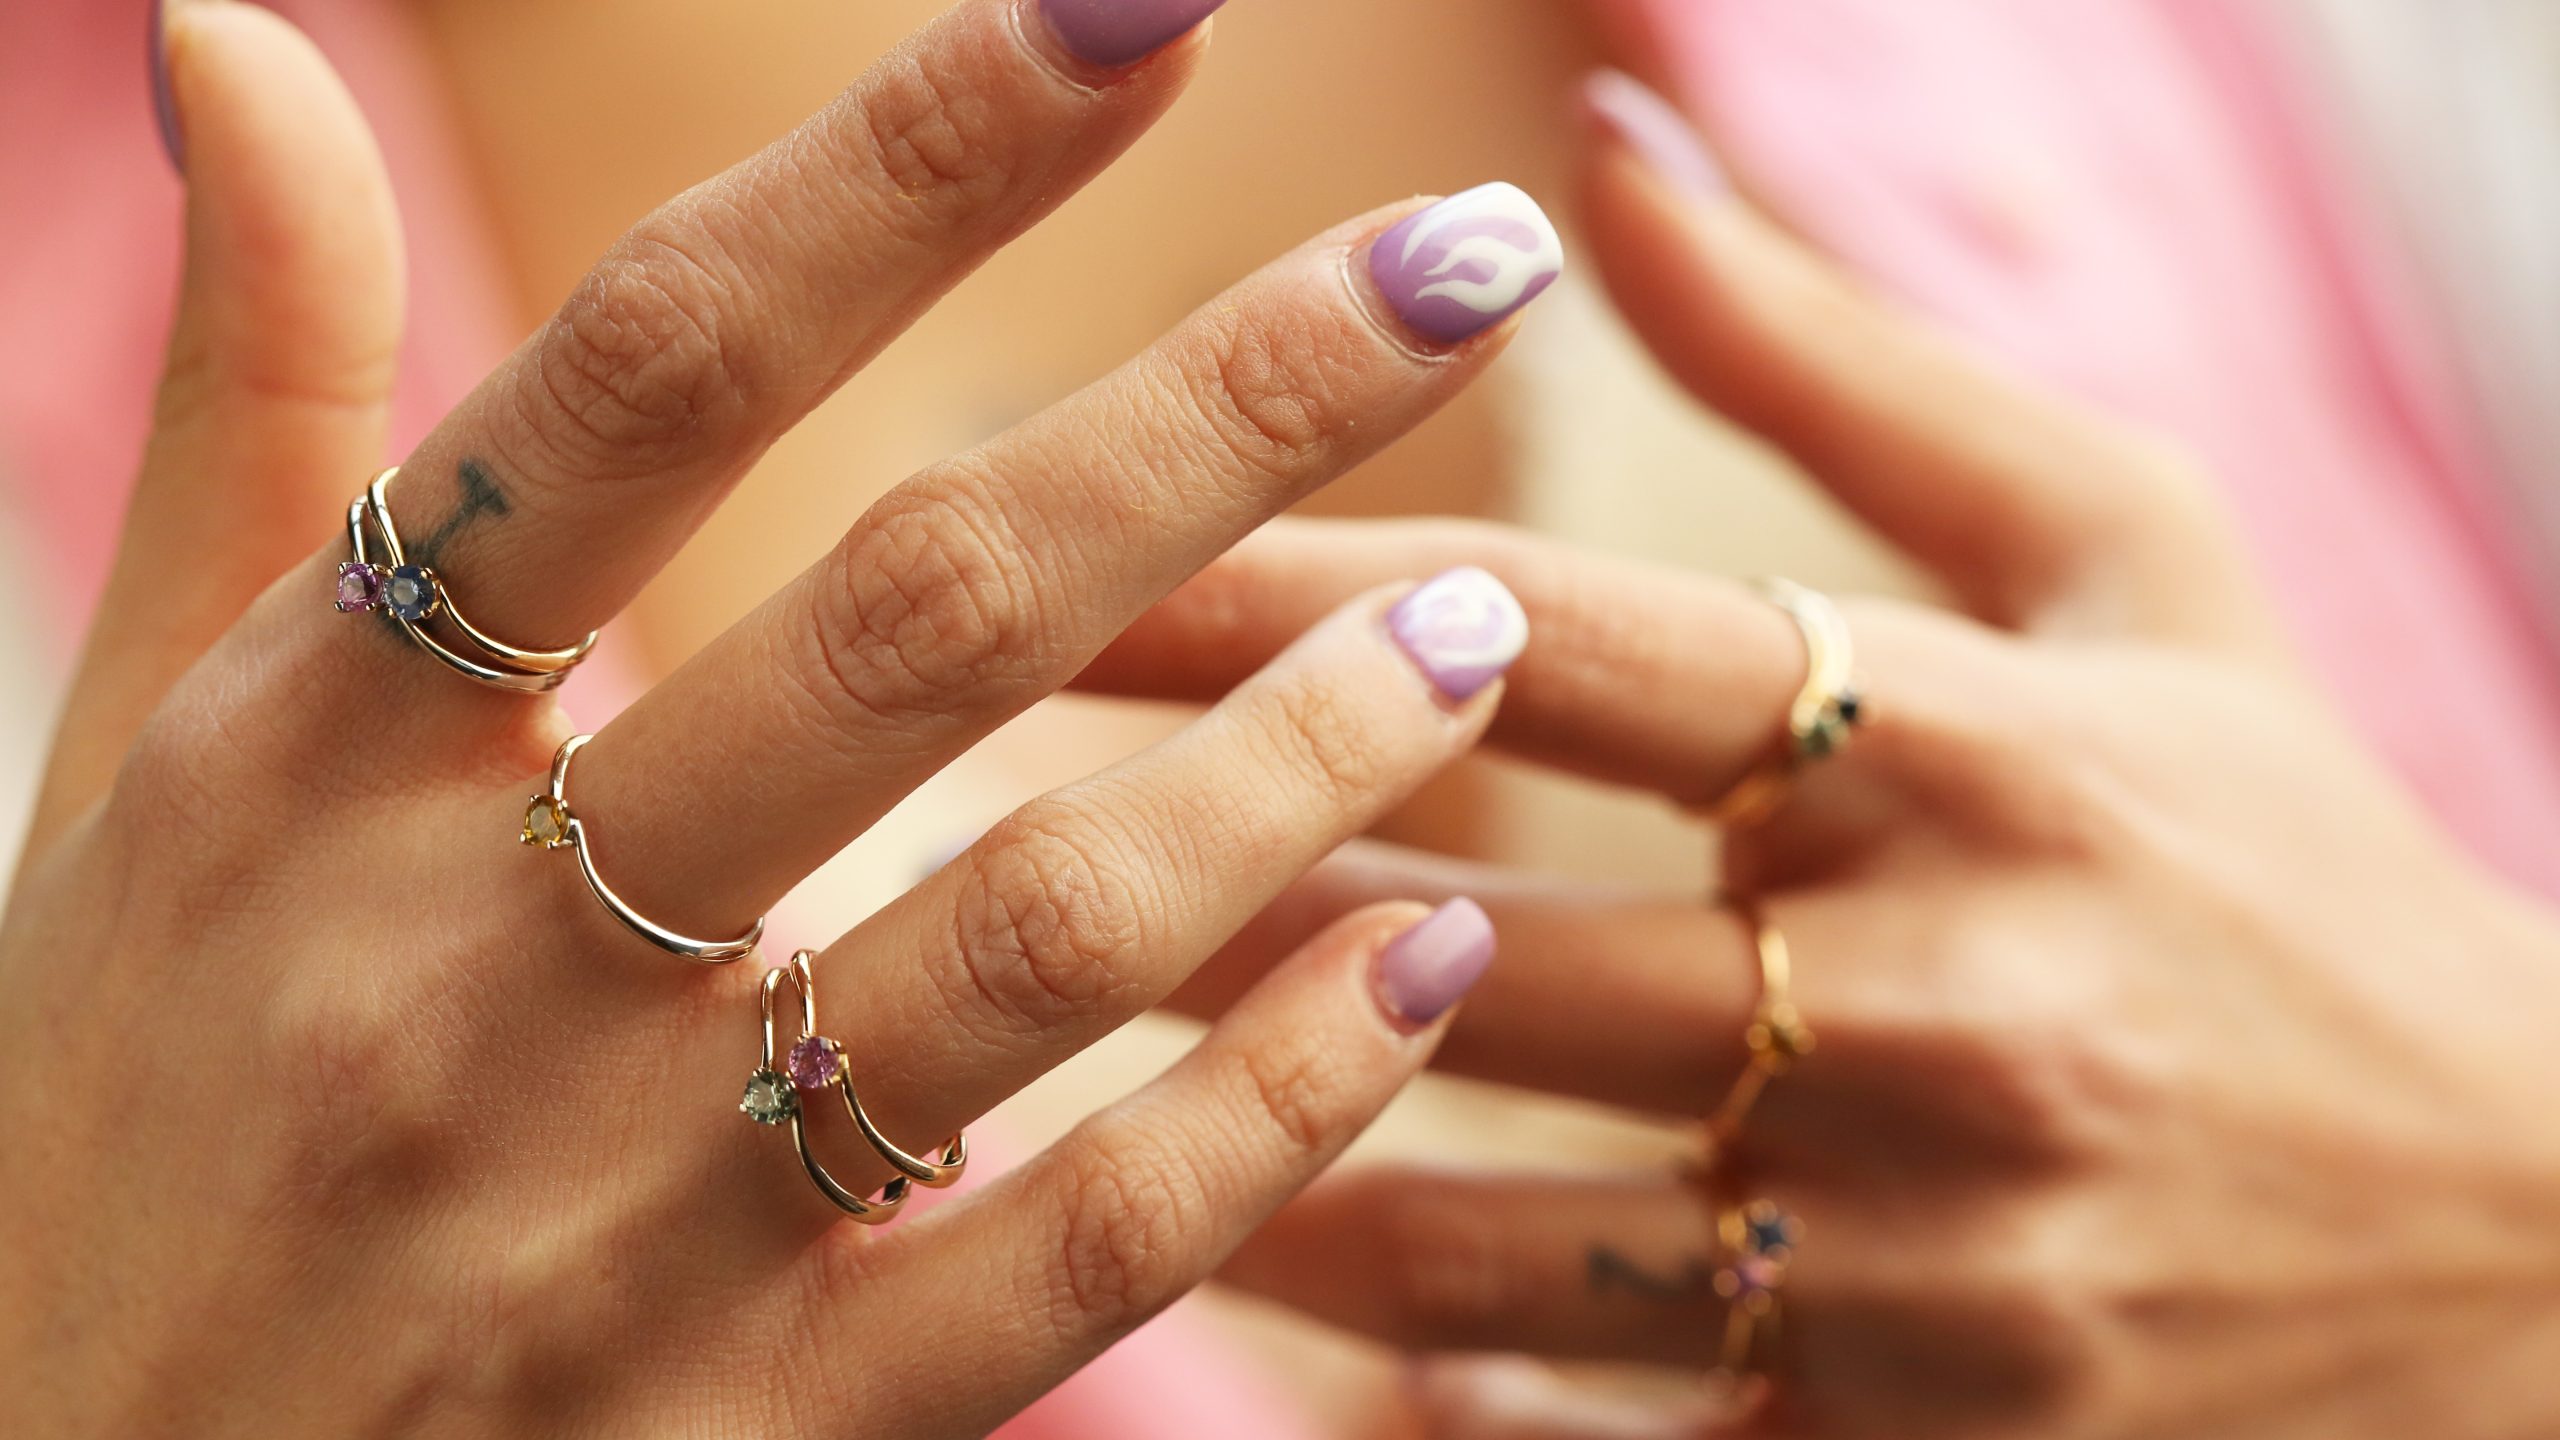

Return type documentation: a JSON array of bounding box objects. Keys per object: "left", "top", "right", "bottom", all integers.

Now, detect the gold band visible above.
[
  {"left": 1711, "top": 1197, "right": 1800, "bottom": 1384},
  {"left": 743, "top": 950, "right": 968, "bottom": 1224},
  {"left": 521, "top": 734, "right": 764, "bottom": 963},
  {"left": 1703, "top": 578, "right": 1862, "bottom": 829},
  {"left": 1703, "top": 898, "right": 1813, "bottom": 1148},
  {"left": 338, "top": 467, "right": 597, "bottom": 693}
]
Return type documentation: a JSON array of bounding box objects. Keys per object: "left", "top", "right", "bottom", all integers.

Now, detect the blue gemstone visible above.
[
  {"left": 385, "top": 564, "right": 437, "bottom": 622},
  {"left": 1747, "top": 1212, "right": 1796, "bottom": 1254}
]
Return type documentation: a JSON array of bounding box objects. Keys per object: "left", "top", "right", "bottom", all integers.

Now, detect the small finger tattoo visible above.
[{"left": 410, "top": 458, "right": 512, "bottom": 567}]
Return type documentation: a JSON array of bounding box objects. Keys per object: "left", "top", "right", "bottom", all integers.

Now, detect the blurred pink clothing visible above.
[{"left": 1603, "top": 0, "right": 2560, "bottom": 895}]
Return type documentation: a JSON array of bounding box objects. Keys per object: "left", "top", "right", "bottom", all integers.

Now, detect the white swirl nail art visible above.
[
  {"left": 1370, "top": 183, "right": 1566, "bottom": 344},
  {"left": 1388, "top": 566, "right": 1531, "bottom": 701}
]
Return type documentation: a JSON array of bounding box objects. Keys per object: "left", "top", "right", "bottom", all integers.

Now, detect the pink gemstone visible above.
[
  {"left": 334, "top": 562, "right": 383, "bottom": 613},
  {"left": 786, "top": 1036, "right": 842, "bottom": 1092}
]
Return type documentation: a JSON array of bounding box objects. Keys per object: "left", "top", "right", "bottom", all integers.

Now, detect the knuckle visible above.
[
  {"left": 257, "top": 980, "right": 442, "bottom": 1223},
  {"left": 1227, "top": 1039, "right": 1346, "bottom": 1161},
  {"left": 1367, "top": 1181, "right": 1529, "bottom": 1347},
  {"left": 1045, "top": 1128, "right": 1202, "bottom": 1335},
  {"left": 1953, "top": 1269, "right": 2115, "bottom": 1425},
  {"left": 940, "top": 804, "right": 1151, "bottom": 1038},
  {"left": 1920, "top": 1003, "right": 2153, "bottom": 1170},
  {"left": 852, "top": 52, "right": 1014, "bottom": 221},
  {"left": 1178, "top": 304, "right": 1354, "bottom": 486},
  {"left": 801, "top": 485, "right": 1040, "bottom": 726},
  {"left": 1254, "top": 670, "right": 1394, "bottom": 811},
  {"left": 525, "top": 223, "right": 750, "bottom": 470}
]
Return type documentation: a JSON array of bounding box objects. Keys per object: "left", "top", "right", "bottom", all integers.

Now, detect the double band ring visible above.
[
  {"left": 742, "top": 950, "right": 968, "bottom": 1224},
  {"left": 1703, "top": 898, "right": 1814, "bottom": 1148},
  {"left": 1703, "top": 577, "right": 1862, "bottom": 829},
  {"left": 521, "top": 734, "right": 764, "bottom": 963},
  {"left": 1711, "top": 1197, "right": 1801, "bottom": 1385},
  {"left": 336, "top": 467, "right": 596, "bottom": 693}
]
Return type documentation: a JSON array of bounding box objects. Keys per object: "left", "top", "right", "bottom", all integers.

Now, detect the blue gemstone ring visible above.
[
  {"left": 1712, "top": 1197, "right": 1800, "bottom": 1383},
  {"left": 335, "top": 466, "right": 598, "bottom": 694},
  {"left": 1700, "top": 576, "right": 1863, "bottom": 829}
]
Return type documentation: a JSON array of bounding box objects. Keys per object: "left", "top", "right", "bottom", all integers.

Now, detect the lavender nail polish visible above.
[
  {"left": 1376, "top": 898, "right": 1496, "bottom": 1027},
  {"left": 1387, "top": 566, "right": 1529, "bottom": 702},
  {"left": 1038, "top": 0, "right": 1228, "bottom": 68},
  {"left": 149, "top": 0, "right": 183, "bottom": 172},
  {"left": 1580, "top": 69, "right": 1727, "bottom": 197},
  {"left": 1367, "top": 182, "right": 1564, "bottom": 346}
]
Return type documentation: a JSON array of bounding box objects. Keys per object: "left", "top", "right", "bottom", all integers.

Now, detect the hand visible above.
[
  {"left": 0, "top": 4, "right": 1567, "bottom": 1434},
  {"left": 1078, "top": 72, "right": 2560, "bottom": 1439}
]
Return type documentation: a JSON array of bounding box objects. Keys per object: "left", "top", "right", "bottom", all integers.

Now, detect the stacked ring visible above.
[
  {"left": 520, "top": 734, "right": 765, "bottom": 963},
  {"left": 741, "top": 950, "right": 968, "bottom": 1224},
  {"left": 1702, "top": 899, "right": 1815, "bottom": 1149},
  {"left": 1711, "top": 1197, "right": 1802, "bottom": 1385},
  {"left": 336, "top": 467, "right": 596, "bottom": 693},
  {"left": 1702, "top": 577, "right": 1862, "bottom": 829}
]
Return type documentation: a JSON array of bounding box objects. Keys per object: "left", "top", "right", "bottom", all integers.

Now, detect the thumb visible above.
[{"left": 28, "top": 0, "right": 403, "bottom": 851}]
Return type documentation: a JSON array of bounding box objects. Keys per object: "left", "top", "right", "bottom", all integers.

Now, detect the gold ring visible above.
[
  {"left": 741, "top": 950, "right": 968, "bottom": 1223},
  {"left": 335, "top": 466, "right": 597, "bottom": 693},
  {"left": 1703, "top": 578, "right": 1862, "bottom": 829},
  {"left": 1711, "top": 1197, "right": 1801, "bottom": 1385},
  {"left": 1703, "top": 898, "right": 1813, "bottom": 1149},
  {"left": 520, "top": 734, "right": 764, "bottom": 963}
]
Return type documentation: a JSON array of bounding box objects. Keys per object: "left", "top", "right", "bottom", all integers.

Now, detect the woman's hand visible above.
[
  {"left": 1078, "top": 72, "right": 2560, "bottom": 1439},
  {"left": 0, "top": 3, "right": 1567, "bottom": 1434}
]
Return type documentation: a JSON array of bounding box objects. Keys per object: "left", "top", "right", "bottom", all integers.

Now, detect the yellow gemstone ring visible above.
[{"left": 521, "top": 733, "right": 764, "bottom": 963}]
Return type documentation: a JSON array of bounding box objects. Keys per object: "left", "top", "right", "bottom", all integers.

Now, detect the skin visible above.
[
  {"left": 1070, "top": 92, "right": 2560, "bottom": 1438},
  {"left": 0, "top": 3, "right": 1532, "bottom": 1434}
]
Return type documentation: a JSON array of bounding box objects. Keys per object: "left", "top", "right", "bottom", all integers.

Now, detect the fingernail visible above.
[
  {"left": 1037, "top": 0, "right": 1228, "bottom": 68},
  {"left": 150, "top": 0, "right": 184, "bottom": 172},
  {"left": 1386, "top": 566, "right": 1529, "bottom": 701},
  {"left": 1367, "top": 182, "right": 1565, "bottom": 346},
  {"left": 1579, "top": 69, "right": 1727, "bottom": 197},
  {"left": 1376, "top": 899, "right": 1496, "bottom": 1027}
]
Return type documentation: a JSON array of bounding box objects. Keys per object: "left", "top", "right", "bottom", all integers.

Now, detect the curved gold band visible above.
[
  {"left": 744, "top": 950, "right": 969, "bottom": 1224},
  {"left": 521, "top": 734, "right": 764, "bottom": 963},
  {"left": 1703, "top": 899, "right": 1814, "bottom": 1148},
  {"left": 1711, "top": 1197, "right": 1800, "bottom": 1384},
  {"left": 1703, "top": 577, "right": 1862, "bottom": 829},
  {"left": 339, "top": 466, "right": 597, "bottom": 693}
]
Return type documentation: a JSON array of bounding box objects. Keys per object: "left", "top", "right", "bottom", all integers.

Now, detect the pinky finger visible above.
[{"left": 782, "top": 899, "right": 1497, "bottom": 1438}]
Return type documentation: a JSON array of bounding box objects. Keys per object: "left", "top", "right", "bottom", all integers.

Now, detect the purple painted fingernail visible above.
[
  {"left": 1580, "top": 70, "right": 1727, "bottom": 197},
  {"left": 1037, "top": 0, "right": 1228, "bottom": 68},
  {"left": 1367, "top": 182, "right": 1564, "bottom": 346},
  {"left": 150, "top": 0, "right": 184, "bottom": 172},
  {"left": 1387, "top": 566, "right": 1529, "bottom": 702},
  {"left": 1376, "top": 899, "right": 1496, "bottom": 1027}
]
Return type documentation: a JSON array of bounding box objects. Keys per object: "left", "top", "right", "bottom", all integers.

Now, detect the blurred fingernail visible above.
[
  {"left": 1367, "top": 182, "right": 1564, "bottom": 345},
  {"left": 1376, "top": 899, "right": 1496, "bottom": 1027},
  {"left": 150, "top": 0, "right": 183, "bottom": 172},
  {"left": 1580, "top": 69, "right": 1726, "bottom": 197},
  {"left": 1038, "top": 0, "right": 1228, "bottom": 67},
  {"left": 1387, "top": 566, "right": 1529, "bottom": 701}
]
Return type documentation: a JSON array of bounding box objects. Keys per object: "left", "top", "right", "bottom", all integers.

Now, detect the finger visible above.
[
  {"left": 1084, "top": 517, "right": 2023, "bottom": 812},
  {"left": 1225, "top": 1168, "right": 1721, "bottom": 1368},
  {"left": 767, "top": 900, "right": 1493, "bottom": 1438},
  {"left": 576, "top": 190, "right": 1555, "bottom": 932},
  {"left": 784, "top": 583, "right": 1513, "bottom": 1191},
  {"left": 1174, "top": 840, "right": 1765, "bottom": 1119},
  {"left": 1409, "top": 1358, "right": 1736, "bottom": 1440},
  {"left": 29, "top": 0, "right": 399, "bottom": 850},
  {"left": 349, "top": 0, "right": 1226, "bottom": 673},
  {"left": 1575, "top": 69, "right": 2280, "bottom": 654}
]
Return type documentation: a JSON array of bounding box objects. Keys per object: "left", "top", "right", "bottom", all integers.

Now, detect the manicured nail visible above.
[
  {"left": 1387, "top": 566, "right": 1529, "bottom": 702},
  {"left": 1580, "top": 69, "right": 1726, "bottom": 197},
  {"left": 1038, "top": 0, "right": 1228, "bottom": 68},
  {"left": 150, "top": 0, "right": 184, "bottom": 172},
  {"left": 1376, "top": 899, "right": 1496, "bottom": 1027},
  {"left": 1367, "top": 182, "right": 1564, "bottom": 346}
]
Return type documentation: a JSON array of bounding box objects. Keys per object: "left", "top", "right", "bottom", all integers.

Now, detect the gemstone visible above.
[
  {"left": 520, "top": 797, "right": 568, "bottom": 849},
  {"left": 334, "top": 562, "right": 384, "bottom": 613},
  {"left": 384, "top": 564, "right": 438, "bottom": 622},
  {"left": 739, "top": 1070, "right": 797, "bottom": 1125},
  {"left": 786, "top": 1035, "right": 843, "bottom": 1092},
  {"left": 1747, "top": 1211, "right": 1799, "bottom": 1256},
  {"left": 1727, "top": 1254, "right": 1782, "bottom": 1295},
  {"left": 1835, "top": 690, "right": 1864, "bottom": 726}
]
